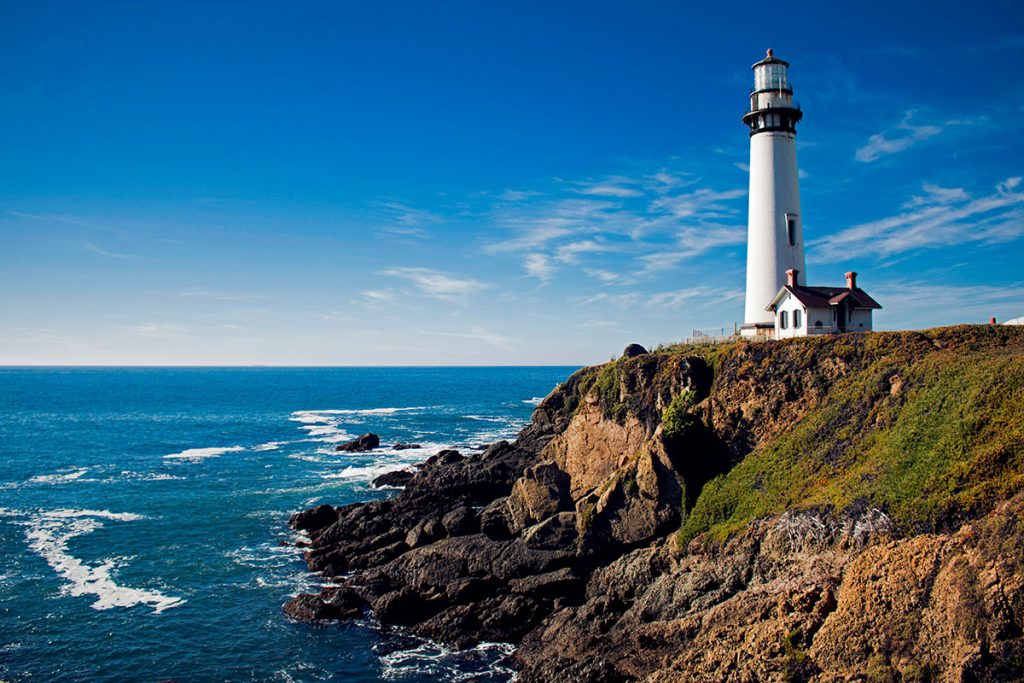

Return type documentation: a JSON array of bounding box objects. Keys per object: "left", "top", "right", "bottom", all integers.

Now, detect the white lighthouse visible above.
[{"left": 740, "top": 49, "right": 806, "bottom": 338}]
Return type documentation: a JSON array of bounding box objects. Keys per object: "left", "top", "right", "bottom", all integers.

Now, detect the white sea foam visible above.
[
  {"left": 26, "top": 467, "right": 90, "bottom": 485},
  {"left": 379, "top": 638, "right": 516, "bottom": 681},
  {"left": 163, "top": 445, "right": 244, "bottom": 461},
  {"left": 253, "top": 441, "right": 288, "bottom": 452},
  {"left": 463, "top": 415, "right": 504, "bottom": 423},
  {"left": 21, "top": 508, "right": 185, "bottom": 613},
  {"left": 523, "top": 396, "right": 544, "bottom": 405},
  {"left": 322, "top": 463, "right": 416, "bottom": 482},
  {"left": 292, "top": 406, "right": 429, "bottom": 418}
]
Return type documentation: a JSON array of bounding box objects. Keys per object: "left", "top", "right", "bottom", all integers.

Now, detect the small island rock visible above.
[{"left": 335, "top": 433, "right": 380, "bottom": 452}]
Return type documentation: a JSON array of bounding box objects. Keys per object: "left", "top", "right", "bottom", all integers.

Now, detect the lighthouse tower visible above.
[{"left": 740, "top": 49, "right": 805, "bottom": 338}]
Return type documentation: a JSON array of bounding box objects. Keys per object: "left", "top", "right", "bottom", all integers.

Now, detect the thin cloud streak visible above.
[
  {"left": 379, "top": 267, "right": 487, "bottom": 300},
  {"left": 810, "top": 177, "right": 1024, "bottom": 262}
]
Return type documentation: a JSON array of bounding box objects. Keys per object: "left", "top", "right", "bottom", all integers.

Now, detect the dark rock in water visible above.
[
  {"left": 622, "top": 343, "right": 648, "bottom": 358},
  {"left": 283, "top": 587, "right": 366, "bottom": 621},
  {"left": 372, "top": 470, "right": 415, "bottom": 488},
  {"left": 441, "top": 505, "right": 480, "bottom": 536},
  {"left": 335, "top": 433, "right": 380, "bottom": 452},
  {"left": 373, "top": 588, "right": 440, "bottom": 626},
  {"left": 288, "top": 504, "right": 338, "bottom": 533},
  {"left": 418, "top": 449, "right": 464, "bottom": 468},
  {"left": 392, "top": 443, "right": 422, "bottom": 450}
]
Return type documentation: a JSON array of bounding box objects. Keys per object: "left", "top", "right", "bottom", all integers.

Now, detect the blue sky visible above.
[{"left": 2, "top": 1, "right": 1022, "bottom": 365}]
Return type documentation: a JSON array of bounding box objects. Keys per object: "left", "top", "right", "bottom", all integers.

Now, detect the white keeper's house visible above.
[{"left": 738, "top": 49, "right": 882, "bottom": 340}]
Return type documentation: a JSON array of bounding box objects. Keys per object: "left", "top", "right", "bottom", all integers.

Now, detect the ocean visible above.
[{"left": 0, "top": 366, "right": 577, "bottom": 682}]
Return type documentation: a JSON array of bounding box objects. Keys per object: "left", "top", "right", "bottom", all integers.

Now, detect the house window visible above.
[
  {"left": 779, "top": 310, "right": 789, "bottom": 329},
  {"left": 786, "top": 215, "right": 796, "bottom": 246},
  {"left": 793, "top": 309, "right": 802, "bottom": 328},
  {"left": 815, "top": 321, "right": 823, "bottom": 329}
]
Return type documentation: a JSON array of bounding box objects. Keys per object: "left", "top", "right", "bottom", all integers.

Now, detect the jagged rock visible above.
[
  {"left": 288, "top": 504, "right": 338, "bottom": 532},
  {"left": 405, "top": 517, "right": 446, "bottom": 549},
  {"left": 372, "top": 469, "right": 415, "bottom": 488},
  {"left": 335, "top": 433, "right": 380, "bottom": 452},
  {"left": 480, "top": 497, "right": 514, "bottom": 540},
  {"left": 522, "top": 512, "right": 578, "bottom": 550},
  {"left": 506, "top": 462, "right": 573, "bottom": 534},
  {"left": 441, "top": 505, "right": 479, "bottom": 536},
  {"left": 373, "top": 588, "right": 440, "bottom": 626},
  {"left": 622, "top": 343, "right": 648, "bottom": 358},
  {"left": 510, "top": 567, "right": 583, "bottom": 600},
  {"left": 392, "top": 443, "right": 422, "bottom": 450},
  {"left": 419, "top": 449, "right": 464, "bottom": 467},
  {"left": 283, "top": 587, "right": 366, "bottom": 621}
]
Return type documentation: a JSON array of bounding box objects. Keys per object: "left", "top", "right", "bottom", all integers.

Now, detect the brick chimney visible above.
[
  {"left": 786, "top": 269, "right": 799, "bottom": 287},
  {"left": 990, "top": 316, "right": 998, "bottom": 325},
  {"left": 845, "top": 271, "right": 858, "bottom": 289}
]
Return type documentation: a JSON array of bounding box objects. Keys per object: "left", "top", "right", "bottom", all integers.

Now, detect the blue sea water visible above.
[{"left": 0, "top": 366, "right": 576, "bottom": 682}]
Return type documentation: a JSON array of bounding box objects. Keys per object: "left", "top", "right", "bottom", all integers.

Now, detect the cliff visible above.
[{"left": 285, "top": 325, "right": 1024, "bottom": 682}]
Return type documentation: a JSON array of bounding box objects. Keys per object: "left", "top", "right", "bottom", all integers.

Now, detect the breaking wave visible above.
[
  {"left": 19, "top": 509, "right": 185, "bottom": 613},
  {"left": 163, "top": 446, "right": 244, "bottom": 461}
]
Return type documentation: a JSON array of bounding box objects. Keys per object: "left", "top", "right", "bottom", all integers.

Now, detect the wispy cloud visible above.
[
  {"left": 811, "top": 177, "right": 1024, "bottom": 262},
  {"left": 855, "top": 111, "right": 942, "bottom": 162},
  {"left": 523, "top": 253, "right": 554, "bottom": 283},
  {"left": 574, "top": 176, "right": 643, "bottom": 198},
  {"left": 482, "top": 168, "right": 747, "bottom": 281},
  {"left": 379, "top": 267, "right": 486, "bottom": 300},
  {"left": 372, "top": 200, "right": 441, "bottom": 238},
  {"left": 85, "top": 243, "right": 130, "bottom": 259},
  {"left": 7, "top": 211, "right": 92, "bottom": 227}
]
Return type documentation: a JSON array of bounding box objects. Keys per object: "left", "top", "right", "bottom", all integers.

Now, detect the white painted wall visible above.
[
  {"left": 744, "top": 131, "right": 805, "bottom": 326},
  {"left": 848, "top": 308, "right": 873, "bottom": 332}
]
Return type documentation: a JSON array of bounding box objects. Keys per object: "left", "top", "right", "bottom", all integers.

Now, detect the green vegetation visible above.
[
  {"left": 677, "top": 326, "right": 1024, "bottom": 547},
  {"left": 661, "top": 389, "right": 698, "bottom": 441}
]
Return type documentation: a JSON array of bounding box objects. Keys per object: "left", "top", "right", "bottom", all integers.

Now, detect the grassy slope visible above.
[{"left": 676, "top": 325, "right": 1024, "bottom": 545}]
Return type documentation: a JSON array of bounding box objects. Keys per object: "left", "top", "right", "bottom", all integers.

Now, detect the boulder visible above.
[
  {"left": 392, "top": 443, "right": 422, "bottom": 450},
  {"left": 622, "top": 343, "right": 648, "bottom": 359},
  {"left": 335, "top": 433, "right": 380, "bottom": 452},
  {"left": 522, "top": 512, "right": 578, "bottom": 550},
  {"left": 289, "top": 504, "right": 338, "bottom": 533},
  {"left": 506, "top": 462, "right": 573, "bottom": 534},
  {"left": 442, "top": 505, "right": 480, "bottom": 536},
  {"left": 283, "top": 587, "right": 366, "bottom": 621},
  {"left": 373, "top": 588, "right": 441, "bottom": 626},
  {"left": 372, "top": 470, "right": 415, "bottom": 488},
  {"left": 405, "top": 516, "right": 447, "bottom": 549},
  {"left": 481, "top": 497, "right": 514, "bottom": 540}
]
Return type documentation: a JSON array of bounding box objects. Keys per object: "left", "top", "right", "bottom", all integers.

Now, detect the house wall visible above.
[
  {"left": 805, "top": 306, "right": 834, "bottom": 335},
  {"left": 848, "top": 308, "right": 873, "bottom": 332},
  {"left": 773, "top": 293, "right": 808, "bottom": 339}
]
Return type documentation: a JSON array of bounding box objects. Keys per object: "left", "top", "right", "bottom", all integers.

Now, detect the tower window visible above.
[{"left": 786, "top": 216, "right": 796, "bottom": 246}]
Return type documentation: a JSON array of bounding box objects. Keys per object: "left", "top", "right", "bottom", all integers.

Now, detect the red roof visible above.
[{"left": 770, "top": 285, "right": 882, "bottom": 311}]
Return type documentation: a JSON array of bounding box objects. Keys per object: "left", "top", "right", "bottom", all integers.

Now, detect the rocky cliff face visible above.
[{"left": 285, "top": 325, "right": 1024, "bottom": 682}]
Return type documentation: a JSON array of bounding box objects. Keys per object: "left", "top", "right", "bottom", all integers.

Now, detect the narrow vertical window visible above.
[
  {"left": 780, "top": 311, "right": 789, "bottom": 329},
  {"left": 794, "top": 309, "right": 802, "bottom": 328},
  {"left": 786, "top": 217, "right": 796, "bottom": 246}
]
